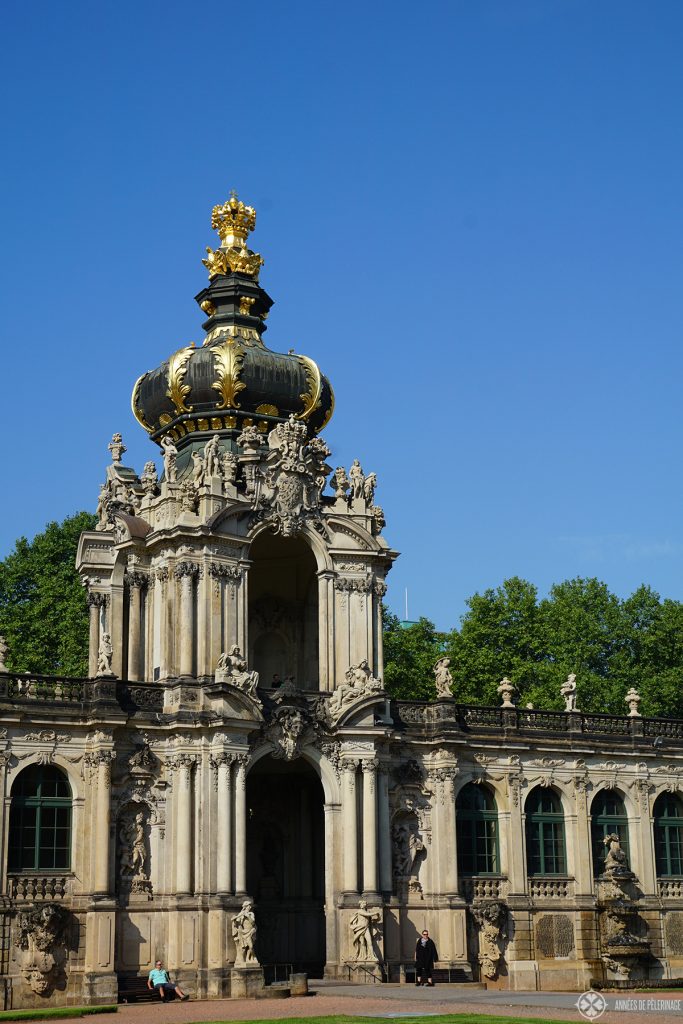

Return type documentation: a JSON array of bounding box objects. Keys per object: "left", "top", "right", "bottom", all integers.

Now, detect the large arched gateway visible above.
[{"left": 246, "top": 756, "right": 325, "bottom": 974}]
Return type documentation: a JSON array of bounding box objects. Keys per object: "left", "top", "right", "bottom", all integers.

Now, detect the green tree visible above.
[
  {"left": 385, "top": 576, "right": 683, "bottom": 718},
  {"left": 0, "top": 512, "right": 95, "bottom": 677},
  {"left": 382, "top": 610, "right": 445, "bottom": 700}
]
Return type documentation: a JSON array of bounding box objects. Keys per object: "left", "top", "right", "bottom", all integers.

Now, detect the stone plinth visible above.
[{"left": 231, "top": 966, "right": 265, "bottom": 998}]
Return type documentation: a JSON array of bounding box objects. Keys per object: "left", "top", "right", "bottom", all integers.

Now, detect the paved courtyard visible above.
[{"left": 82, "top": 980, "right": 683, "bottom": 1024}]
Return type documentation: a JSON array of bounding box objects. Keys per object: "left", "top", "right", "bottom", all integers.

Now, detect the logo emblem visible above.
[{"left": 576, "top": 990, "right": 607, "bottom": 1020}]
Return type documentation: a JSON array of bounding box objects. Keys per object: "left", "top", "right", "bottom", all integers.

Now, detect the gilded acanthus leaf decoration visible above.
[
  {"left": 131, "top": 372, "right": 153, "bottom": 432},
  {"left": 166, "top": 345, "right": 195, "bottom": 415},
  {"left": 297, "top": 355, "right": 322, "bottom": 421},
  {"left": 212, "top": 339, "right": 246, "bottom": 410}
]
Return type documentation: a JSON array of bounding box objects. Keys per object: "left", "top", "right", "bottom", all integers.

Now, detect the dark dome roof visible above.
[{"left": 131, "top": 193, "right": 334, "bottom": 449}]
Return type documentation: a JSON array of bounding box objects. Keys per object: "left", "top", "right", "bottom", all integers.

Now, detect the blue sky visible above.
[{"left": 1, "top": 0, "right": 682, "bottom": 630}]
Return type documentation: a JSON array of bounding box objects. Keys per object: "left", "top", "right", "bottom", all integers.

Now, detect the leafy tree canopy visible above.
[
  {"left": 384, "top": 577, "right": 683, "bottom": 718},
  {"left": 0, "top": 512, "right": 96, "bottom": 677}
]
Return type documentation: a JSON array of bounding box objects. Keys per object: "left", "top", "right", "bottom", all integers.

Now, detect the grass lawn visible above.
[{"left": 0, "top": 1007, "right": 116, "bottom": 1021}]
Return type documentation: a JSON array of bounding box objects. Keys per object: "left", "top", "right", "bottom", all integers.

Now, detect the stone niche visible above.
[{"left": 536, "top": 915, "right": 575, "bottom": 959}]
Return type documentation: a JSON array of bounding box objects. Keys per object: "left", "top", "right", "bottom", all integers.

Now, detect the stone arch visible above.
[
  {"left": 247, "top": 532, "right": 321, "bottom": 689},
  {"left": 244, "top": 748, "right": 329, "bottom": 974},
  {"left": 248, "top": 741, "right": 340, "bottom": 807}
]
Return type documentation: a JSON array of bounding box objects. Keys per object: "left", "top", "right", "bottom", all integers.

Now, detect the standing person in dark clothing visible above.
[{"left": 415, "top": 928, "right": 438, "bottom": 986}]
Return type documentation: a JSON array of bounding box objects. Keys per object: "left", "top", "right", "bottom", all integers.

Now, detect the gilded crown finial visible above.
[
  {"left": 211, "top": 191, "right": 257, "bottom": 249},
  {"left": 202, "top": 191, "right": 264, "bottom": 282}
]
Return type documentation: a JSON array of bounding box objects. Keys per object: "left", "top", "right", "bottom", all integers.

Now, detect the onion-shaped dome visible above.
[{"left": 132, "top": 193, "right": 334, "bottom": 448}]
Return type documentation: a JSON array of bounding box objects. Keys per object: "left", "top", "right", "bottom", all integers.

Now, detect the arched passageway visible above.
[
  {"left": 248, "top": 533, "right": 319, "bottom": 689},
  {"left": 246, "top": 756, "right": 325, "bottom": 975}
]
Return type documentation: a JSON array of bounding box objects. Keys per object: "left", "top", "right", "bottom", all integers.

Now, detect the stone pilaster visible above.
[
  {"left": 169, "top": 753, "right": 197, "bottom": 896},
  {"left": 174, "top": 562, "right": 199, "bottom": 678},
  {"left": 361, "top": 758, "right": 379, "bottom": 896},
  {"left": 126, "top": 572, "right": 147, "bottom": 681},
  {"left": 342, "top": 758, "right": 359, "bottom": 894},
  {"left": 212, "top": 752, "right": 234, "bottom": 894},
  {"left": 378, "top": 762, "right": 392, "bottom": 896},
  {"left": 87, "top": 593, "right": 106, "bottom": 677},
  {"left": 234, "top": 755, "right": 248, "bottom": 895}
]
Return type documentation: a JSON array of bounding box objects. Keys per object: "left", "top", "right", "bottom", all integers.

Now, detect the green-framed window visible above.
[
  {"left": 456, "top": 782, "right": 499, "bottom": 875},
  {"left": 525, "top": 786, "right": 566, "bottom": 876},
  {"left": 654, "top": 793, "right": 683, "bottom": 878},
  {"left": 590, "top": 789, "right": 630, "bottom": 877},
  {"left": 8, "top": 765, "right": 72, "bottom": 872}
]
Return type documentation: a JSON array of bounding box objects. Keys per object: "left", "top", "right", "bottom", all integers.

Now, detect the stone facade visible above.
[{"left": 2, "top": 194, "right": 683, "bottom": 1008}]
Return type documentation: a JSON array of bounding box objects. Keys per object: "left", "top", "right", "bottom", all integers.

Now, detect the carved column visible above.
[
  {"left": 87, "top": 593, "right": 105, "bottom": 677},
  {"left": 342, "top": 759, "right": 359, "bottom": 894},
  {"left": 234, "top": 756, "right": 248, "bottom": 895},
  {"left": 173, "top": 754, "right": 196, "bottom": 896},
  {"left": 374, "top": 581, "right": 387, "bottom": 679},
  {"left": 506, "top": 771, "right": 526, "bottom": 895},
  {"left": 175, "top": 562, "right": 198, "bottom": 678},
  {"left": 214, "top": 753, "right": 233, "bottom": 894},
  {"left": 362, "top": 758, "right": 379, "bottom": 896},
  {"left": 154, "top": 566, "right": 170, "bottom": 679},
  {"left": 93, "top": 748, "right": 114, "bottom": 895},
  {"left": 126, "top": 572, "right": 147, "bottom": 681},
  {"left": 434, "top": 766, "right": 458, "bottom": 894},
  {"left": 572, "top": 775, "right": 593, "bottom": 896},
  {"left": 378, "top": 762, "right": 392, "bottom": 896},
  {"left": 317, "top": 571, "right": 335, "bottom": 691}
]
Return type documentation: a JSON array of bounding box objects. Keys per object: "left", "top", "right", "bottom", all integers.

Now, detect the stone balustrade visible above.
[
  {"left": 529, "top": 877, "right": 574, "bottom": 900},
  {"left": 8, "top": 874, "right": 72, "bottom": 901}
]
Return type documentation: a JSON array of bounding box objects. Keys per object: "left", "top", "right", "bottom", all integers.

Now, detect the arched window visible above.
[
  {"left": 8, "top": 765, "right": 72, "bottom": 872},
  {"left": 590, "top": 790, "right": 630, "bottom": 877},
  {"left": 654, "top": 793, "right": 683, "bottom": 877},
  {"left": 456, "top": 783, "right": 499, "bottom": 875},
  {"left": 525, "top": 787, "right": 566, "bottom": 876}
]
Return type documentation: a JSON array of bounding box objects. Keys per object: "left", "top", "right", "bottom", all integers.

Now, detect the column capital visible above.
[{"left": 174, "top": 561, "right": 200, "bottom": 581}]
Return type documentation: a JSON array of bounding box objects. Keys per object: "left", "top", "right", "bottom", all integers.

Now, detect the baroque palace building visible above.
[{"left": 2, "top": 193, "right": 683, "bottom": 1009}]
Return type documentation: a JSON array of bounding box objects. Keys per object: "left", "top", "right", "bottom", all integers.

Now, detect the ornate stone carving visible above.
[
  {"left": 251, "top": 415, "right": 331, "bottom": 536},
  {"left": 328, "top": 661, "right": 383, "bottom": 718},
  {"left": 96, "top": 632, "right": 115, "bottom": 677},
  {"left": 536, "top": 915, "right": 575, "bottom": 959},
  {"left": 561, "top": 672, "right": 578, "bottom": 712},
  {"left": 180, "top": 480, "right": 198, "bottom": 512},
  {"left": 140, "top": 461, "right": 158, "bottom": 495},
  {"left": 332, "top": 466, "right": 350, "bottom": 499},
  {"left": 231, "top": 899, "right": 258, "bottom": 966},
  {"left": 209, "top": 562, "right": 243, "bottom": 595},
  {"left": 222, "top": 451, "right": 238, "bottom": 489},
  {"left": 334, "top": 576, "right": 373, "bottom": 593},
  {"left": 266, "top": 707, "right": 308, "bottom": 761},
  {"left": 174, "top": 561, "right": 199, "bottom": 581},
  {"left": 215, "top": 646, "right": 260, "bottom": 704},
  {"left": 117, "top": 805, "right": 152, "bottom": 895},
  {"left": 371, "top": 505, "right": 386, "bottom": 533},
  {"left": 108, "top": 432, "right": 126, "bottom": 463},
  {"left": 665, "top": 913, "right": 683, "bottom": 955},
  {"left": 160, "top": 435, "right": 178, "bottom": 483},
  {"left": 603, "top": 833, "right": 630, "bottom": 877},
  {"left": 625, "top": 687, "right": 642, "bottom": 717},
  {"left": 349, "top": 899, "right": 382, "bottom": 961},
  {"left": 392, "top": 820, "right": 425, "bottom": 895},
  {"left": 497, "top": 677, "right": 515, "bottom": 707},
  {"left": 472, "top": 901, "right": 507, "bottom": 979},
  {"left": 15, "top": 903, "right": 70, "bottom": 995},
  {"left": 433, "top": 657, "right": 453, "bottom": 698},
  {"left": 349, "top": 459, "right": 365, "bottom": 500}
]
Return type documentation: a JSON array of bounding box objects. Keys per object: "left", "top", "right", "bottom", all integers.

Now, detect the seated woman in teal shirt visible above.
[{"left": 147, "top": 960, "right": 189, "bottom": 1001}]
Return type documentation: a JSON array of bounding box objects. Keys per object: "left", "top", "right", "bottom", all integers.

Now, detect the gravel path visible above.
[{"left": 76, "top": 982, "right": 683, "bottom": 1024}]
